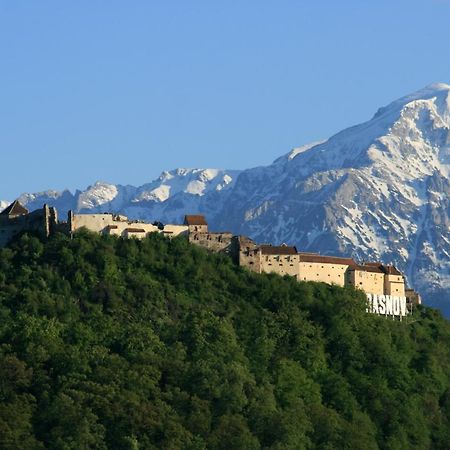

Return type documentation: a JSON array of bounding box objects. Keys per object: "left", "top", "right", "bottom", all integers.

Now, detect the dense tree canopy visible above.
[{"left": 1, "top": 231, "right": 450, "bottom": 449}]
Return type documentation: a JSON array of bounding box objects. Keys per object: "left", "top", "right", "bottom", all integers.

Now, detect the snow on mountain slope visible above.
[
  {"left": 5, "top": 83, "right": 450, "bottom": 313},
  {"left": 119, "top": 168, "right": 241, "bottom": 223},
  {"left": 76, "top": 182, "right": 139, "bottom": 212},
  {"left": 136, "top": 168, "right": 237, "bottom": 201},
  {"left": 17, "top": 190, "right": 77, "bottom": 219},
  {"left": 0, "top": 200, "right": 9, "bottom": 212},
  {"left": 12, "top": 168, "right": 241, "bottom": 224}
]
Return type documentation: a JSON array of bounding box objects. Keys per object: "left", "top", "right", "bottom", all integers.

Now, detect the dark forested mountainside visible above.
[{"left": 1, "top": 231, "right": 450, "bottom": 449}]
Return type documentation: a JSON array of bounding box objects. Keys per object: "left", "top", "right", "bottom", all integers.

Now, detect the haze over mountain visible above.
[{"left": 3, "top": 83, "right": 450, "bottom": 313}]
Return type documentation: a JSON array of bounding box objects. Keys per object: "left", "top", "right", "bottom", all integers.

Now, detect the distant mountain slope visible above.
[
  {"left": 5, "top": 83, "right": 450, "bottom": 313},
  {"left": 11, "top": 168, "right": 241, "bottom": 223}
]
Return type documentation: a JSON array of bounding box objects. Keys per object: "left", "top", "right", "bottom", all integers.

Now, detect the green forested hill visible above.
[{"left": 1, "top": 231, "right": 450, "bottom": 449}]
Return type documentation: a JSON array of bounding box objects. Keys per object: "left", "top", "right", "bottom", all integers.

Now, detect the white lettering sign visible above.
[{"left": 366, "top": 294, "right": 407, "bottom": 317}]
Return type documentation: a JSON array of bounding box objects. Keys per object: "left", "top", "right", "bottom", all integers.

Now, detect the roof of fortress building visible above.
[
  {"left": 184, "top": 215, "right": 208, "bottom": 226},
  {"left": 260, "top": 245, "right": 298, "bottom": 255},
  {"left": 0, "top": 200, "right": 29, "bottom": 217},
  {"left": 350, "top": 264, "right": 385, "bottom": 273},
  {"left": 298, "top": 253, "right": 356, "bottom": 266},
  {"left": 362, "top": 262, "right": 403, "bottom": 276}
]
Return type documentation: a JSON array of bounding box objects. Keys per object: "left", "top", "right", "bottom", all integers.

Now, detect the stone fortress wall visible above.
[
  {"left": 68, "top": 211, "right": 189, "bottom": 238},
  {"left": 0, "top": 201, "right": 420, "bottom": 305},
  {"left": 0, "top": 201, "right": 58, "bottom": 247},
  {"left": 0, "top": 202, "right": 189, "bottom": 246},
  {"left": 237, "top": 236, "right": 409, "bottom": 299}
]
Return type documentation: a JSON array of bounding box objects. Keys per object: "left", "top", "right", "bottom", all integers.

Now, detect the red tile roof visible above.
[
  {"left": 184, "top": 215, "right": 208, "bottom": 226},
  {"left": 299, "top": 253, "right": 356, "bottom": 265},
  {"left": 352, "top": 263, "right": 403, "bottom": 276},
  {"left": 382, "top": 265, "right": 403, "bottom": 276},
  {"left": 260, "top": 245, "right": 298, "bottom": 255},
  {"left": 349, "top": 264, "right": 384, "bottom": 274}
]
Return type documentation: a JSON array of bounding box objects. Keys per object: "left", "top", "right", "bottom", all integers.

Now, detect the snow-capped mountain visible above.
[
  {"left": 14, "top": 168, "right": 241, "bottom": 224},
  {"left": 5, "top": 83, "right": 450, "bottom": 313}
]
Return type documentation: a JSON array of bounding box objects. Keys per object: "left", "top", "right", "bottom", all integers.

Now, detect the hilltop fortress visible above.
[{"left": 0, "top": 201, "right": 421, "bottom": 315}]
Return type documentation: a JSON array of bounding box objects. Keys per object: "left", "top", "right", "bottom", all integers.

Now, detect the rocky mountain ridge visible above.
[{"left": 3, "top": 83, "right": 450, "bottom": 313}]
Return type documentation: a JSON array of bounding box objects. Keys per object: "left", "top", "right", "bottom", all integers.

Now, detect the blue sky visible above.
[{"left": 1, "top": 1, "right": 450, "bottom": 200}]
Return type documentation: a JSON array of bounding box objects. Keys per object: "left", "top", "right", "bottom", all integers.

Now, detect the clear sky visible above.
[{"left": 1, "top": 0, "right": 450, "bottom": 200}]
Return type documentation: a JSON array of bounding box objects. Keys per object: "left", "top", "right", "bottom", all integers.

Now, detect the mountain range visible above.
[{"left": 3, "top": 83, "right": 450, "bottom": 313}]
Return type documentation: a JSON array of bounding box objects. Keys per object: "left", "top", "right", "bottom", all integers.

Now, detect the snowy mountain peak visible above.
[
  {"left": 277, "top": 83, "right": 450, "bottom": 181},
  {"left": 374, "top": 83, "right": 450, "bottom": 122},
  {"left": 135, "top": 168, "right": 240, "bottom": 203},
  {"left": 77, "top": 181, "right": 121, "bottom": 210},
  {"left": 420, "top": 82, "right": 450, "bottom": 93},
  {"left": 400, "top": 82, "right": 450, "bottom": 103}
]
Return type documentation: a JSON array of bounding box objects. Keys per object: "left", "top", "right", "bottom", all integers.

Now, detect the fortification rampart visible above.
[
  {"left": 68, "top": 211, "right": 188, "bottom": 239},
  {"left": 0, "top": 201, "right": 421, "bottom": 313}
]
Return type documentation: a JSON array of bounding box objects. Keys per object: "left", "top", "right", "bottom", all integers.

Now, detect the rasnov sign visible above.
[{"left": 366, "top": 293, "right": 407, "bottom": 317}]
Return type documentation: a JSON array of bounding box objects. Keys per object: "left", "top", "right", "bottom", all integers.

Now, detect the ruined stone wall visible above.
[
  {"left": 188, "top": 224, "right": 208, "bottom": 234},
  {"left": 235, "top": 236, "right": 261, "bottom": 273},
  {"left": 189, "top": 232, "right": 233, "bottom": 253},
  {"left": 239, "top": 248, "right": 261, "bottom": 274},
  {"left": 0, "top": 207, "right": 56, "bottom": 247}
]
